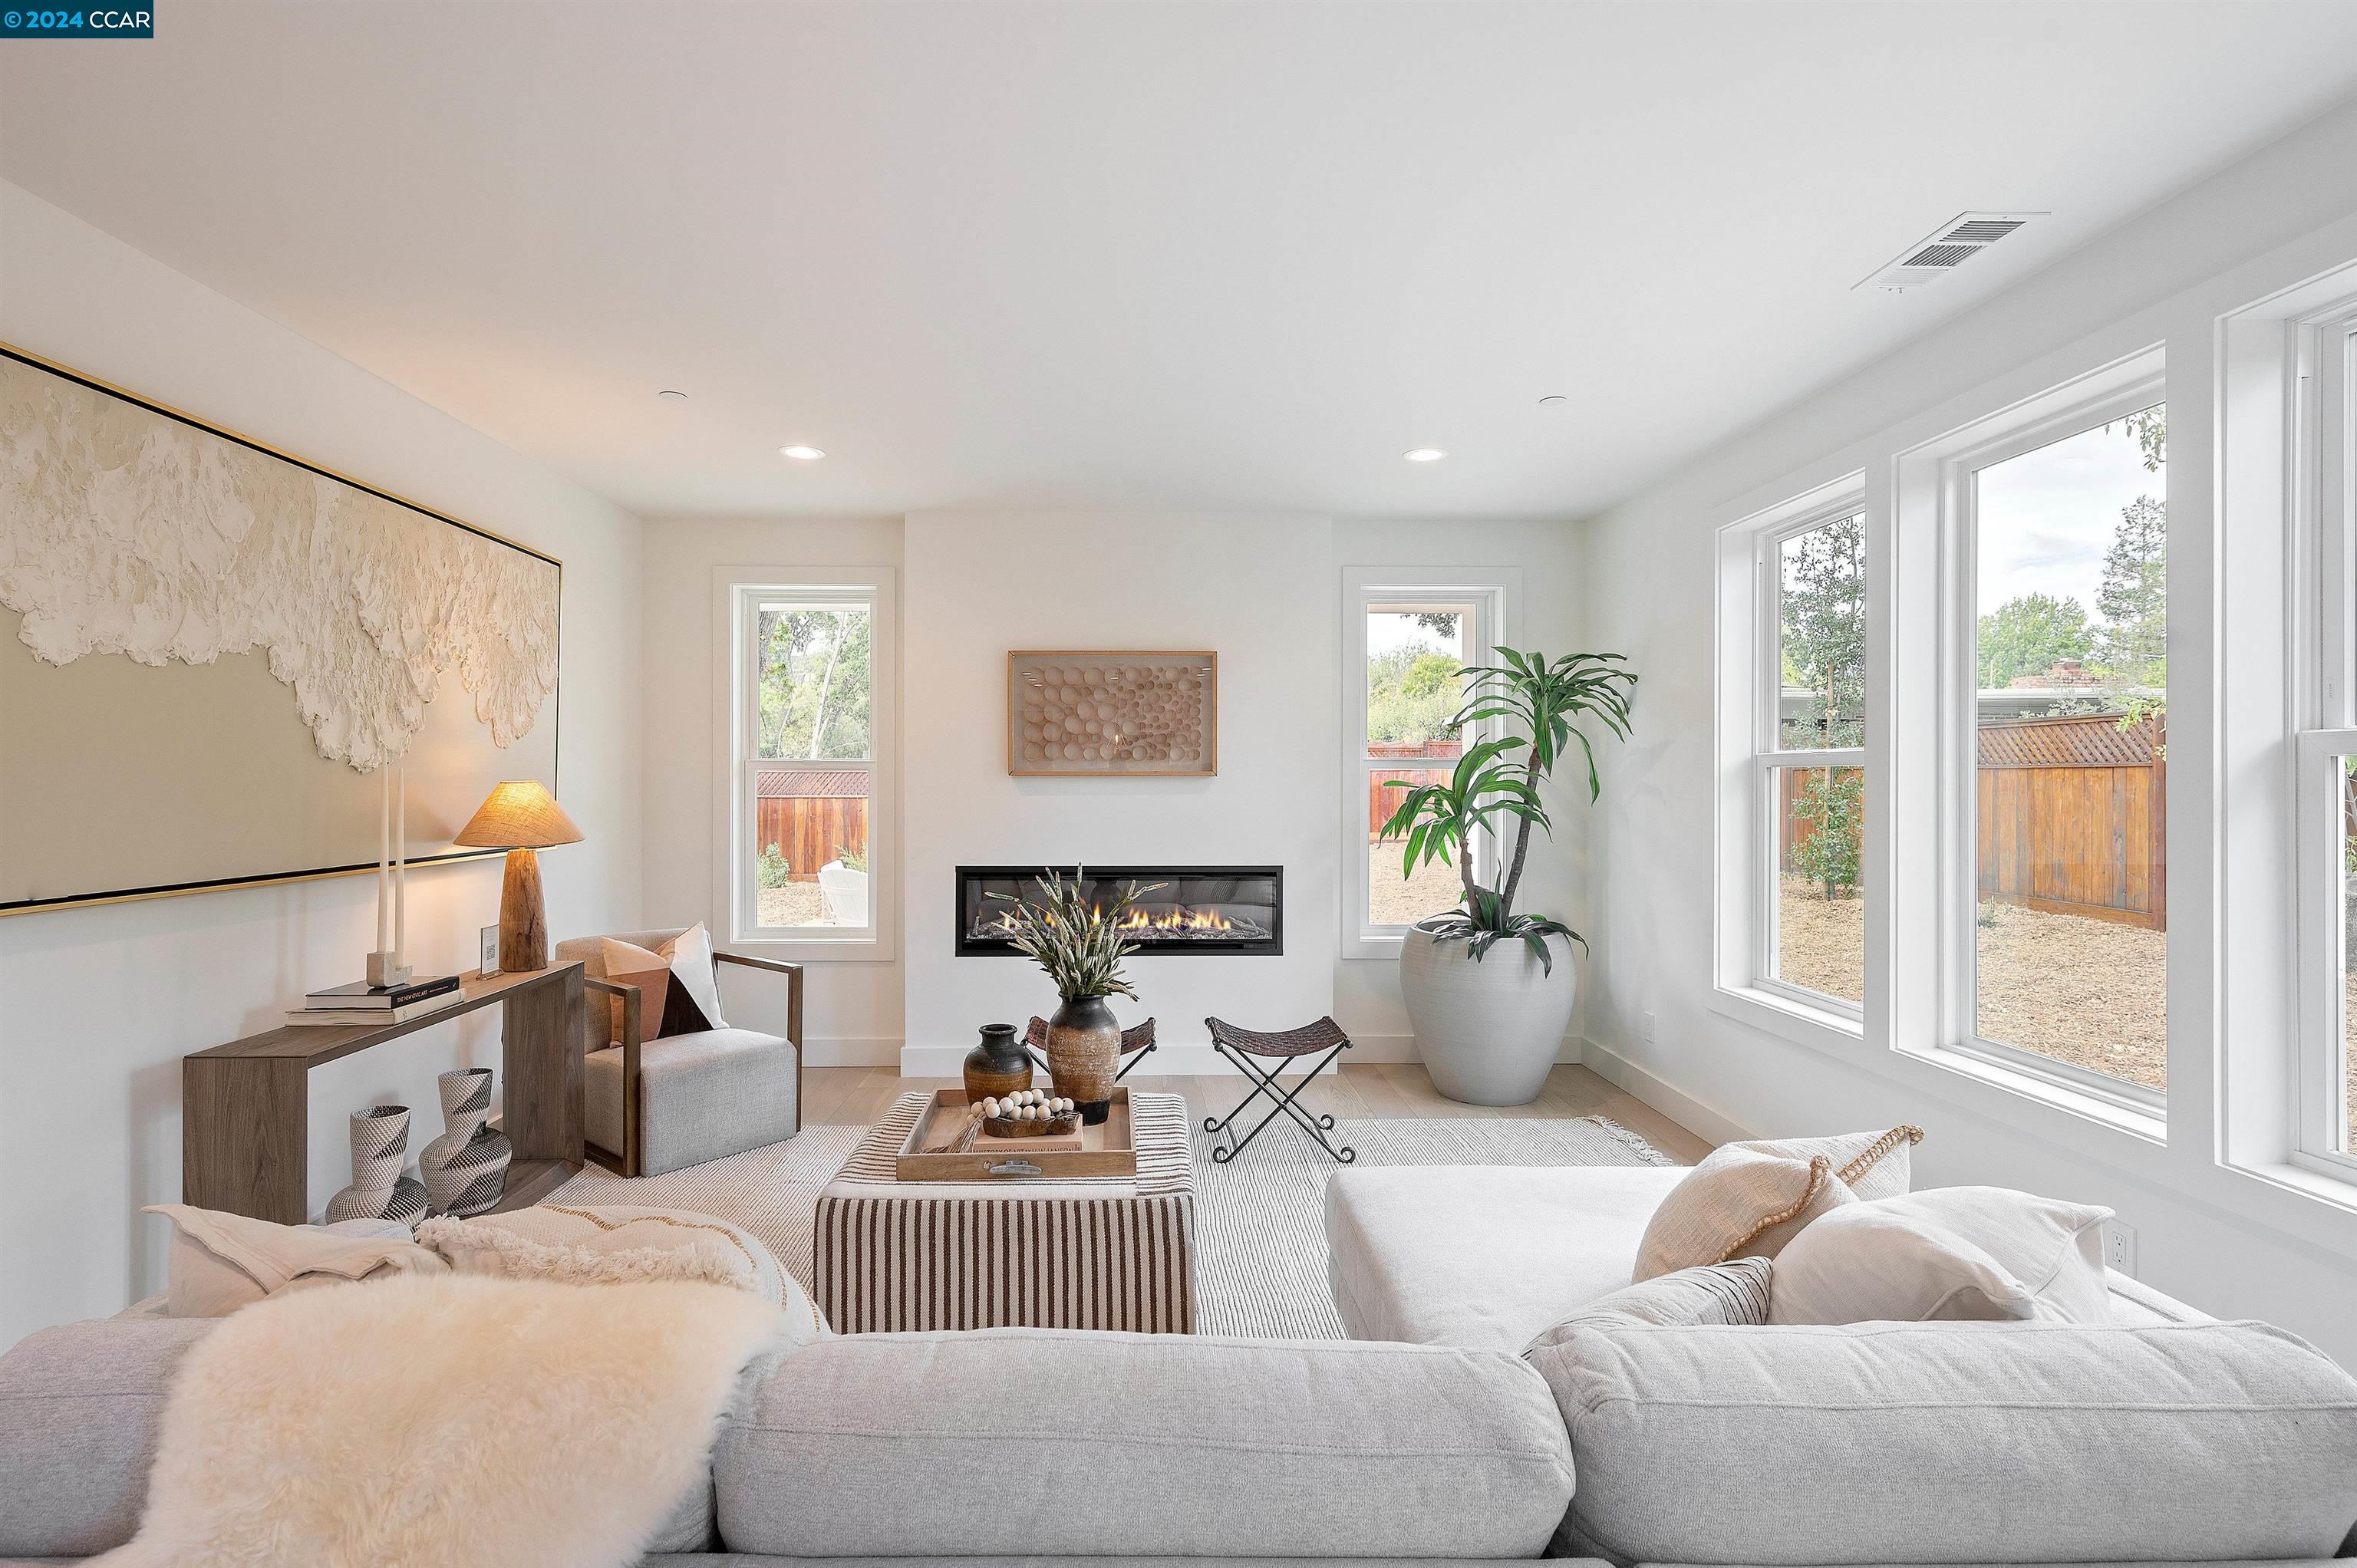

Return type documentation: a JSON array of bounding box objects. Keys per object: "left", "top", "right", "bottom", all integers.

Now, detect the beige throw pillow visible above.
[
  {"left": 1769, "top": 1186, "right": 2114, "bottom": 1326},
  {"left": 146, "top": 1204, "right": 448, "bottom": 1318},
  {"left": 599, "top": 924, "right": 727, "bottom": 1043},
  {"left": 1633, "top": 1126, "right": 1924, "bottom": 1282}
]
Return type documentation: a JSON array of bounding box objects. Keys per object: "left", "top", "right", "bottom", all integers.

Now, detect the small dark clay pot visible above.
[{"left": 963, "top": 1022, "right": 1033, "bottom": 1104}]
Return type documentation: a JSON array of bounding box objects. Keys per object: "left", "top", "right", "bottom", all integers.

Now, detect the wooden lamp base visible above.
[{"left": 498, "top": 847, "right": 550, "bottom": 973}]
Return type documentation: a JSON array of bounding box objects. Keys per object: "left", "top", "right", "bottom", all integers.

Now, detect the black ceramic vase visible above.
[
  {"left": 963, "top": 1022, "right": 1033, "bottom": 1104},
  {"left": 1046, "top": 994, "right": 1120, "bottom": 1125}
]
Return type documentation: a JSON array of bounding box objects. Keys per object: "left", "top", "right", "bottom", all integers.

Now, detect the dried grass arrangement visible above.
[{"left": 986, "top": 867, "right": 1164, "bottom": 1001}]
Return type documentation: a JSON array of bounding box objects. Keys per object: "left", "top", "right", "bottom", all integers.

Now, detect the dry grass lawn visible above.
[
  {"left": 1775, "top": 876, "right": 2169, "bottom": 1092},
  {"left": 757, "top": 884, "right": 824, "bottom": 927},
  {"left": 1370, "top": 843, "right": 1468, "bottom": 927}
]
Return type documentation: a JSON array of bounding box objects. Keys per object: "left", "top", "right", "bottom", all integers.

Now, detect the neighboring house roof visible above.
[{"left": 757, "top": 768, "right": 870, "bottom": 799}]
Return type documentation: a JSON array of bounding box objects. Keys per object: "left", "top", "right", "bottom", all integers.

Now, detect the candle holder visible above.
[{"left": 367, "top": 760, "right": 414, "bottom": 988}]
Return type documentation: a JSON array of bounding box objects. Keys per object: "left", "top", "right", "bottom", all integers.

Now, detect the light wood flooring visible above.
[{"left": 802, "top": 1062, "right": 1713, "bottom": 1164}]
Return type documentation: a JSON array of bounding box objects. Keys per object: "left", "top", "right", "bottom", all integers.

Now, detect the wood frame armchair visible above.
[{"left": 575, "top": 944, "right": 803, "bottom": 1178}]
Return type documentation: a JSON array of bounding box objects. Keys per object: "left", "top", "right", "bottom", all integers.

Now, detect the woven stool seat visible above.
[
  {"left": 1201, "top": 1013, "right": 1355, "bottom": 1164},
  {"left": 1207, "top": 1015, "right": 1348, "bottom": 1059}
]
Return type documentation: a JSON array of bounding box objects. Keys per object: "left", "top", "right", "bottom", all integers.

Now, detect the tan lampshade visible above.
[{"left": 452, "top": 781, "right": 584, "bottom": 850}]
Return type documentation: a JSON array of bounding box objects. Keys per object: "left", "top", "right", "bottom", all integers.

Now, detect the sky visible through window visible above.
[{"left": 1977, "top": 418, "right": 2157, "bottom": 621}]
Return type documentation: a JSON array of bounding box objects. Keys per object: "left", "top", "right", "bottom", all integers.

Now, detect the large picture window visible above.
[{"left": 718, "top": 569, "right": 898, "bottom": 954}]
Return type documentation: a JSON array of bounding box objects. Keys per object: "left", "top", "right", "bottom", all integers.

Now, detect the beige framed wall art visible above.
[
  {"left": 0, "top": 344, "right": 562, "bottom": 914},
  {"left": 1008, "top": 651, "right": 1217, "bottom": 776}
]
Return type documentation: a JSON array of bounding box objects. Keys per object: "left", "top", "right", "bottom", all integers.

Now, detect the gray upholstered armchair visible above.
[{"left": 553, "top": 929, "right": 803, "bottom": 1178}]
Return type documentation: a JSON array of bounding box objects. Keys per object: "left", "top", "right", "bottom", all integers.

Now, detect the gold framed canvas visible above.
[
  {"left": 1008, "top": 651, "right": 1217, "bottom": 776},
  {"left": 0, "top": 344, "right": 563, "bottom": 915}
]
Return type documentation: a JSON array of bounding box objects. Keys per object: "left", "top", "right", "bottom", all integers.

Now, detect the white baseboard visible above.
[
  {"left": 1577, "top": 1037, "right": 1753, "bottom": 1146},
  {"left": 802, "top": 1036, "right": 902, "bottom": 1068},
  {"left": 900, "top": 1032, "right": 1584, "bottom": 1078}
]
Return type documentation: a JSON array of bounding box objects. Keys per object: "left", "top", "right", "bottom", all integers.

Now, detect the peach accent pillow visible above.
[{"left": 1633, "top": 1126, "right": 1924, "bottom": 1282}]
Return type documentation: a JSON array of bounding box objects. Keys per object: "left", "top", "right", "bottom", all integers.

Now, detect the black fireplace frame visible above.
[{"left": 954, "top": 865, "right": 1284, "bottom": 958}]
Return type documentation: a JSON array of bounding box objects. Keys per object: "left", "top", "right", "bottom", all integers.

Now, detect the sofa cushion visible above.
[
  {"left": 714, "top": 1328, "right": 1576, "bottom": 1559},
  {"left": 1768, "top": 1188, "right": 2113, "bottom": 1327},
  {"left": 1526, "top": 1316, "right": 2357, "bottom": 1565},
  {"left": 0, "top": 1318, "right": 212, "bottom": 1558},
  {"left": 1326, "top": 1164, "right": 1689, "bottom": 1350},
  {"left": 584, "top": 1028, "right": 799, "bottom": 1177}
]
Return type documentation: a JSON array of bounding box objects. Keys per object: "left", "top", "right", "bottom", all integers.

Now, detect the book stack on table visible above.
[{"left": 289, "top": 973, "right": 463, "bottom": 1026}]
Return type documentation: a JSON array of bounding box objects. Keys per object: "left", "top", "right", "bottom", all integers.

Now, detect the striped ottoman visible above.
[{"left": 815, "top": 1090, "right": 1197, "bottom": 1334}]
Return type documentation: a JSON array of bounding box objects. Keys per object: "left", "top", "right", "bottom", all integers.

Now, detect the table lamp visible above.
[{"left": 453, "top": 781, "right": 584, "bottom": 973}]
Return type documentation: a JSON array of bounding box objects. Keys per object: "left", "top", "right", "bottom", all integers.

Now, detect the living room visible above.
[{"left": 7, "top": 4, "right": 2357, "bottom": 1565}]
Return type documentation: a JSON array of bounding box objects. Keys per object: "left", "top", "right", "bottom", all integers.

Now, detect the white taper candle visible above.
[
  {"left": 375, "top": 765, "right": 390, "bottom": 951},
  {"left": 393, "top": 760, "right": 407, "bottom": 963}
]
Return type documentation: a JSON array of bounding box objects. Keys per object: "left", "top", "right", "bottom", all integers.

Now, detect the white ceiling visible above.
[{"left": 7, "top": 2, "right": 2357, "bottom": 521}]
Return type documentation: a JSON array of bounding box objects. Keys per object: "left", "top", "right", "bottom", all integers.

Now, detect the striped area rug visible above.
[{"left": 556, "top": 1112, "right": 1670, "bottom": 1339}]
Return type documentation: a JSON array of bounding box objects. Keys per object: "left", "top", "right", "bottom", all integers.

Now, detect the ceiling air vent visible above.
[{"left": 1857, "top": 211, "right": 2045, "bottom": 292}]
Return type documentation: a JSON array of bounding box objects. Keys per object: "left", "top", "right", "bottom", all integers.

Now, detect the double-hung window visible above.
[
  {"left": 1945, "top": 382, "right": 2168, "bottom": 1111},
  {"left": 2293, "top": 295, "right": 2357, "bottom": 1174},
  {"left": 1750, "top": 496, "right": 1867, "bottom": 1013},
  {"left": 1342, "top": 570, "right": 1514, "bottom": 955},
  {"left": 717, "top": 568, "right": 898, "bottom": 956}
]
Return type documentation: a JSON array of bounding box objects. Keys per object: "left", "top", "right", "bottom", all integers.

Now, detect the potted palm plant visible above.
[
  {"left": 986, "top": 868, "right": 1160, "bottom": 1125},
  {"left": 1379, "top": 648, "right": 1636, "bottom": 1105}
]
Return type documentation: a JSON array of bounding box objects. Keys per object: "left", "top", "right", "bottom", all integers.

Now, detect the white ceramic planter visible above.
[
  {"left": 1399, "top": 925, "right": 1579, "bottom": 1105},
  {"left": 818, "top": 861, "right": 869, "bottom": 925}
]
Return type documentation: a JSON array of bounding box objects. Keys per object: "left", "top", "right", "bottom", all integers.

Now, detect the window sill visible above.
[
  {"left": 1709, "top": 982, "right": 1864, "bottom": 1053},
  {"left": 727, "top": 933, "right": 895, "bottom": 964},
  {"left": 2230, "top": 1155, "right": 2357, "bottom": 1217},
  {"left": 1899, "top": 1041, "right": 2167, "bottom": 1146}
]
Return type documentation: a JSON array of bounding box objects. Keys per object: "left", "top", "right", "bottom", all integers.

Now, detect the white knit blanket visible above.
[{"left": 97, "top": 1273, "right": 789, "bottom": 1568}]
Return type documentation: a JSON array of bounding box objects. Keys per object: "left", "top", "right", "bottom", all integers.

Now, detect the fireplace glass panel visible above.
[{"left": 956, "top": 866, "right": 1282, "bottom": 956}]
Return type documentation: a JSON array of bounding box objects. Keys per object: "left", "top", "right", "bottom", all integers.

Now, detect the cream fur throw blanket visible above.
[{"left": 97, "top": 1273, "right": 790, "bottom": 1568}]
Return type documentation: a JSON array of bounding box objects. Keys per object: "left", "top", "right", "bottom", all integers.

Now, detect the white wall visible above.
[
  {"left": 0, "top": 183, "right": 647, "bottom": 1344},
  {"left": 900, "top": 512, "right": 1340, "bottom": 1071},
  {"left": 637, "top": 516, "right": 905, "bottom": 1063},
  {"left": 1581, "top": 102, "right": 2357, "bottom": 1363},
  {"left": 1330, "top": 519, "right": 1592, "bottom": 1054}
]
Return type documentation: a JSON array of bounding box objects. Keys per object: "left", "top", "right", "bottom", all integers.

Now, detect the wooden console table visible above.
[{"left": 183, "top": 964, "right": 587, "bottom": 1224}]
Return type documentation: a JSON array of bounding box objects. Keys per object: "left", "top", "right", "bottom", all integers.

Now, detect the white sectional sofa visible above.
[
  {"left": 1324, "top": 1164, "right": 2357, "bottom": 1567},
  {"left": 2, "top": 1165, "right": 2355, "bottom": 1566}
]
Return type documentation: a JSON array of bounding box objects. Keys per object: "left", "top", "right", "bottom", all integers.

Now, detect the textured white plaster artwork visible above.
[{"left": 0, "top": 357, "right": 558, "bottom": 772}]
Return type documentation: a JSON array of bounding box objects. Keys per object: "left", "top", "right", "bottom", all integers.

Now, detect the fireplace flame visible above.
[{"left": 1112, "top": 906, "right": 1235, "bottom": 933}]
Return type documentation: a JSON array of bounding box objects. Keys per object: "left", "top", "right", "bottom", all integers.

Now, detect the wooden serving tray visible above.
[{"left": 895, "top": 1088, "right": 1139, "bottom": 1181}]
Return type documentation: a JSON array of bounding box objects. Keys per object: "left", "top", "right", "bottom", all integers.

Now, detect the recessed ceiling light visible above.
[
  {"left": 779, "top": 444, "right": 826, "bottom": 462},
  {"left": 1403, "top": 447, "right": 1447, "bottom": 463},
  {"left": 1537, "top": 395, "right": 1567, "bottom": 408},
  {"left": 657, "top": 389, "right": 688, "bottom": 402}
]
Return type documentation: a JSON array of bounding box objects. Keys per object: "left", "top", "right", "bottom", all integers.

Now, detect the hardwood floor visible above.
[{"left": 800, "top": 1062, "right": 1713, "bottom": 1164}]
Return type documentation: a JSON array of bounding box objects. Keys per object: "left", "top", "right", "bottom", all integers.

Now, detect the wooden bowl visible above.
[{"left": 984, "top": 1112, "right": 1080, "bottom": 1138}]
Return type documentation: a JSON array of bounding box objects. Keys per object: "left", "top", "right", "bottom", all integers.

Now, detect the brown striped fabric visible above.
[{"left": 815, "top": 1092, "right": 1197, "bottom": 1334}]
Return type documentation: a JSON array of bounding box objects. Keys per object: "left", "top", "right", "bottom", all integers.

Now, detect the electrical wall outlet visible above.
[
  {"left": 2103, "top": 1219, "right": 2138, "bottom": 1277},
  {"left": 1640, "top": 1011, "right": 1656, "bottom": 1044}
]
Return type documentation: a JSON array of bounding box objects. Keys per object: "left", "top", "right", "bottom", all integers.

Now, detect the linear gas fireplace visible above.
[{"left": 955, "top": 865, "right": 1283, "bottom": 957}]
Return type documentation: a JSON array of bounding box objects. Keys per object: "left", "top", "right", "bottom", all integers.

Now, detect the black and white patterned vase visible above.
[
  {"left": 325, "top": 1105, "right": 428, "bottom": 1227},
  {"left": 421, "top": 1068, "right": 513, "bottom": 1217}
]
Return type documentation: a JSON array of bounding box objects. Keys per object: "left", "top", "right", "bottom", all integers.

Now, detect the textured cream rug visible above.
[
  {"left": 96, "top": 1273, "right": 790, "bottom": 1568},
  {"left": 559, "top": 1112, "right": 1670, "bottom": 1337}
]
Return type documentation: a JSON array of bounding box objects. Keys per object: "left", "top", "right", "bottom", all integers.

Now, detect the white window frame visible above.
[
  {"left": 2290, "top": 292, "right": 2357, "bottom": 1180},
  {"left": 1340, "top": 568, "right": 1518, "bottom": 960},
  {"left": 1900, "top": 348, "right": 2169, "bottom": 1125},
  {"left": 1716, "top": 478, "right": 1867, "bottom": 1028},
  {"left": 711, "top": 565, "right": 898, "bottom": 960}
]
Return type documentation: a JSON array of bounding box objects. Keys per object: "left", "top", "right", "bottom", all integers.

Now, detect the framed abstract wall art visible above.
[
  {"left": 1008, "top": 650, "right": 1217, "bottom": 776},
  {"left": 0, "top": 344, "right": 562, "bottom": 914}
]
